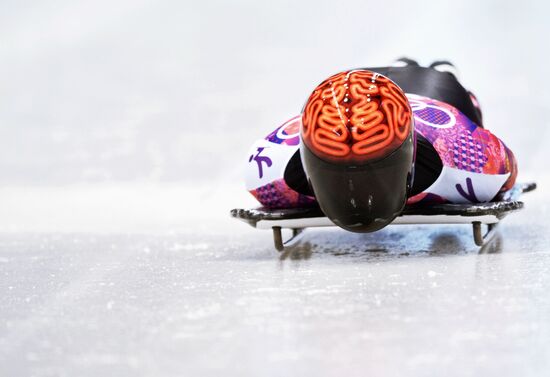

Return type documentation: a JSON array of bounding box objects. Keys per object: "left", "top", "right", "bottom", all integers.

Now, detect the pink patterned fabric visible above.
[
  {"left": 250, "top": 178, "right": 316, "bottom": 209},
  {"left": 407, "top": 95, "right": 517, "bottom": 204}
]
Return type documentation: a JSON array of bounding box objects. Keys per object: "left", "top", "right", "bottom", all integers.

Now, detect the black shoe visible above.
[{"left": 429, "top": 60, "right": 460, "bottom": 79}]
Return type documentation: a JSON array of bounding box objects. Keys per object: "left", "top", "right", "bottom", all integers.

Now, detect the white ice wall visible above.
[
  {"left": 0, "top": 0, "right": 547, "bottom": 232},
  {"left": 1, "top": 0, "right": 548, "bottom": 185}
]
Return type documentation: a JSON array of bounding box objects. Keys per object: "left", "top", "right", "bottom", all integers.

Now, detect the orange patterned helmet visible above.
[{"left": 300, "top": 69, "right": 415, "bottom": 232}]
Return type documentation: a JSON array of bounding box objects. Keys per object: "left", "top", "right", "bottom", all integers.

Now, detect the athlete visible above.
[{"left": 244, "top": 59, "right": 518, "bottom": 233}]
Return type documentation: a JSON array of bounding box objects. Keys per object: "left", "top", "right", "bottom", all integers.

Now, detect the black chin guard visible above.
[{"left": 301, "top": 134, "right": 414, "bottom": 233}]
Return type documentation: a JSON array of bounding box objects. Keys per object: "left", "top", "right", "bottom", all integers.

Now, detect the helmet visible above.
[{"left": 300, "top": 69, "right": 415, "bottom": 233}]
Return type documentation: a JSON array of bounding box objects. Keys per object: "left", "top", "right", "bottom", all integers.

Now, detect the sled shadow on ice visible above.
[{"left": 277, "top": 225, "right": 503, "bottom": 261}]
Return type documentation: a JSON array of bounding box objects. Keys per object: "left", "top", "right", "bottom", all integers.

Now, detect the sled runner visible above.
[{"left": 230, "top": 182, "right": 536, "bottom": 251}]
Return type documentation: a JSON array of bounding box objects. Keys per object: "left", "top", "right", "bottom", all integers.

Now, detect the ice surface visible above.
[
  {"left": 1, "top": 181, "right": 549, "bottom": 376},
  {"left": 1, "top": 0, "right": 550, "bottom": 376}
]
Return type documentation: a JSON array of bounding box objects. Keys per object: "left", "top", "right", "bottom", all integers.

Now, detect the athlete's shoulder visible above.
[
  {"left": 407, "top": 94, "right": 518, "bottom": 204},
  {"left": 244, "top": 116, "right": 315, "bottom": 209}
]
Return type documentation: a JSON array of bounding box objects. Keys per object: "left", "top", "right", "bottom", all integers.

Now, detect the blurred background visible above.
[
  {"left": 0, "top": 0, "right": 548, "bottom": 232},
  {"left": 1, "top": 1, "right": 550, "bottom": 376}
]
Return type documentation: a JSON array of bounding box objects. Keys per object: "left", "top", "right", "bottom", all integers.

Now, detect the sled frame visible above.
[{"left": 232, "top": 182, "right": 536, "bottom": 252}]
